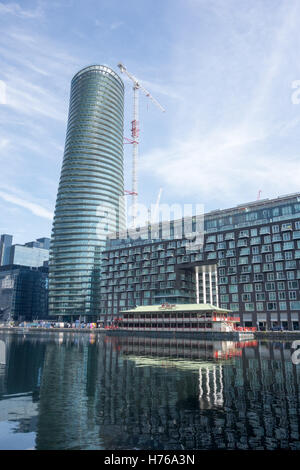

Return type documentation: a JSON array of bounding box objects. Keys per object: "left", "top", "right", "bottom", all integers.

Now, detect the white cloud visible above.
[
  {"left": 0, "top": 2, "right": 44, "bottom": 18},
  {"left": 0, "top": 190, "right": 53, "bottom": 220},
  {"left": 140, "top": 118, "right": 300, "bottom": 207},
  {"left": 110, "top": 21, "right": 123, "bottom": 30}
]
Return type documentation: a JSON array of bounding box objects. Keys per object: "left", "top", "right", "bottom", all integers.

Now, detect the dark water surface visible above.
[{"left": 0, "top": 331, "right": 300, "bottom": 450}]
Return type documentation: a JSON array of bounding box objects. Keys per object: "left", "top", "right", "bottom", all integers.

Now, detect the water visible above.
[{"left": 0, "top": 331, "right": 300, "bottom": 450}]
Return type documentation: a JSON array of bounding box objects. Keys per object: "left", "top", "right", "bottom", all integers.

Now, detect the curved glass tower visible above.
[{"left": 49, "top": 65, "right": 125, "bottom": 320}]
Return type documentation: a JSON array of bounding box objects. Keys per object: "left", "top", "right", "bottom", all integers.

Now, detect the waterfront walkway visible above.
[{"left": 0, "top": 326, "right": 300, "bottom": 340}]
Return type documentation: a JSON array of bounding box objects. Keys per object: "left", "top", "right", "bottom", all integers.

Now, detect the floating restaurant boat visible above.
[{"left": 107, "top": 303, "right": 256, "bottom": 340}]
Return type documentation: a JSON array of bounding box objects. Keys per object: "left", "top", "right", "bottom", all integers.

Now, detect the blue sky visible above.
[{"left": 1, "top": 0, "right": 300, "bottom": 243}]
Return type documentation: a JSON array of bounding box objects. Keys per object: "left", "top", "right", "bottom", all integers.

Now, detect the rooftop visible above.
[{"left": 121, "top": 303, "right": 232, "bottom": 314}]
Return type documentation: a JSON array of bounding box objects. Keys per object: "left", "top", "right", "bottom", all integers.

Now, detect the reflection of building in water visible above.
[
  {"left": 4, "top": 332, "right": 299, "bottom": 451},
  {"left": 199, "top": 364, "right": 224, "bottom": 408},
  {"left": 0, "top": 395, "right": 38, "bottom": 434},
  {"left": 0, "top": 333, "right": 46, "bottom": 438},
  {"left": 0, "top": 339, "right": 5, "bottom": 364}
]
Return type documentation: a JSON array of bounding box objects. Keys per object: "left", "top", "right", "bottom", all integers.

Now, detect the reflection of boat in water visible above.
[
  {"left": 109, "top": 304, "right": 255, "bottom": 340},
  {"left": 107, "top": 335, "right": 258, "bottom": 370}
]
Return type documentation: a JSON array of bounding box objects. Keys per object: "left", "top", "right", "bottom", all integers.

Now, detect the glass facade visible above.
[
  {"left": 0, "top": 235, "right": 49, "bottom": 268},
  {"left": 0, "top": 265, "right": 48, "bottom": 322},
  {"left": 49, "top": 65, "right": 125, "bottom": 319},
  {"left": 10, "top": 245, "right": 49, "bottom": 268},
  {"left": 0, "top": 234, "right": 12, "bottom": 266}
]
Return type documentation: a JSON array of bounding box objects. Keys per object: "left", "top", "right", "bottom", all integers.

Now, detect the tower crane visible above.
[{"left": 118, "top": 62, "right": 165, "bottom": 228}]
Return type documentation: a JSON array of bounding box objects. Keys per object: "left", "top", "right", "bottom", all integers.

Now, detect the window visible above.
[
  {"left": 288, "top": 280, "right": 298, "bottom": 289},
  {"left": 260, "top": 226, "right": 270, "bottom": 235},
  {"left": 240, "top": 275, "right": 250, "bottom": 283},
  {"left": 244, "top": 284, "right": 253, "bottom": 292},
  {"left": 282, "top": 205, "right": 292, "bottom": 215},
  {"left": 246, "top": 213, "right": 258, "bottom": 222},
  {"left": 256, "top": 293, "right": 265, "bottom": 301},
  {"left": 269, "top": 292, "right": 276, "bottom": 301},
  {"left": 287, "top": 271, "right": 295, "bottom": 280},
  {"left": 261, "top": 245, "right": 272, "bottom": 253},
  {"left": 229, "top": 284, "right": 238, "bottom": 293},
  {"left": 293, "top": 231, "right": 300, "bottom": 240},
  {"left": 286, "top": 261, "right": 296, "bottom": 269},
  {"left": 283, "top": 232, "right": 291, "bottom": 241},
  {"left": 239, "top": 230, "right": 249, "bottom": 238},
  {"left": 263, "top": 263, "right": 274, "bottom": 272},
  {"left": 295, "top": 204, "right": 300, "bottom": 213},
  {"left": 245, "top": 303, "right": 254, "bottom": 311},
  {"left": 217, "top": 242, "right": 226, "bottom": 250},
  {"left": 230, "top": 303, "right": 239, "bottom": 311},
  {"left": 225, "top": 232, "right": 235, "bottom": 240},
  {"left": 267, "top": 302, "right": 277, "bottom": 311},
  {"left": 289, "top": 291, "right": 297, "bottom": 300},
  {"left": 242, "top": 293, "right": 251, "bottom": 302}
]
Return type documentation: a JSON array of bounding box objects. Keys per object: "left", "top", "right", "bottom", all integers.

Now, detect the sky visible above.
[{"left": 1, "top": 0, "right": 300, "bottom": 243}]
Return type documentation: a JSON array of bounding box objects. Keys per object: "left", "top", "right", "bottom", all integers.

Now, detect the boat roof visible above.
[{"left": 121, "top": 303, "right": 232, "bottom": 314}]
